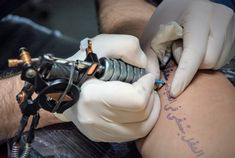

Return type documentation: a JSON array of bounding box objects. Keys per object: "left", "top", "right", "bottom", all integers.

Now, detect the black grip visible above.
[{"left": 47, "top": 63, "right": 79, "bottom": 82}]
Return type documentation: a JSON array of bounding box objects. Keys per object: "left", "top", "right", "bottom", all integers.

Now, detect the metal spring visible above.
[
  {"left": 99, "top": 58, "right": 145, "bottom": 83},
  {"left": 20, "top": 143, "right": 31, "bottom": 158},
  {"left": 11, "top": 143, "right": 31, "bottom": 158},
  {"left": 11, "top": 143, "right": 20, "bottom": 158}
]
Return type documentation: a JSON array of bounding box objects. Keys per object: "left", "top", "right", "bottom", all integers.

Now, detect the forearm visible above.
[
  {"left": 0, "top": 75, "right": 62, "bottom": 140},
  {"left": 137, "top": 61, "right": 235, "bottom": 158}
]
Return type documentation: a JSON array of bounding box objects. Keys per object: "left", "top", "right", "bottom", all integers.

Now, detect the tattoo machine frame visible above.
[{"left": 8, "top": 40, "right": 166, "bottom": 157}]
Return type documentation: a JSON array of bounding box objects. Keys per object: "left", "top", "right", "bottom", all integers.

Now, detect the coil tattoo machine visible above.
[{"left": 8, "top": 40, "right": 166, "bottom": 158}]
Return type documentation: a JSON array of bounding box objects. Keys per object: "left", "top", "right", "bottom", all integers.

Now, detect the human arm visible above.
[
  {"left": 137, "top": 61, "right": 235, "bottom": 158},
  {"left": 0, "top": 34, "right": 159, "bottom": 143},
  {"left": 0, "top": 75, "right": 62, "bottom": 141}
]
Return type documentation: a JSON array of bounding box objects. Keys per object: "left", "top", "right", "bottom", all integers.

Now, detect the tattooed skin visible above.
[{"left": 161, "top": 60, "right": 205, "bottom": 157}]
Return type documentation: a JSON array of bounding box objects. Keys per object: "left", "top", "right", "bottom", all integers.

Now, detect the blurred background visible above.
[
  {"left": 13, "top": 0, "right": 99, "bottom": 41},
  {"left": 0, "top": 0, "right": 100, "bottom": 77}
]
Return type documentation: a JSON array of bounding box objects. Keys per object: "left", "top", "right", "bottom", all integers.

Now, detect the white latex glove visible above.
[
  {"left": 141, "top": 0, "right": 235, "bottom": 97},
  {"left": 57, "top": 34, "right": 161, "bottom": 142}
]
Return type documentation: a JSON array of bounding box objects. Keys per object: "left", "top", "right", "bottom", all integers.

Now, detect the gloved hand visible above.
[
  {"left": 56, "top": 34, "right": 161, "bottom": 142},
  {"left": 141, "top": 0, "right": 235, "bottom": 97}
]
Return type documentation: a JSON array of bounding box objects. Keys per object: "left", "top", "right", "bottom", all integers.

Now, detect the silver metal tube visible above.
[{"left": 98, "top": 57, "right": 145, "bottom": 83}]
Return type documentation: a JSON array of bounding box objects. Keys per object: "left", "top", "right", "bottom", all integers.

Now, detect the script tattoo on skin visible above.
[{"left": 162, "top": 60, "right": 205, "bottom": 157}]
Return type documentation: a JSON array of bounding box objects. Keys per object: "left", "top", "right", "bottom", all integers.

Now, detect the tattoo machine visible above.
[{"left": 8, "top": 40, "right": 164, "bottom": 157}]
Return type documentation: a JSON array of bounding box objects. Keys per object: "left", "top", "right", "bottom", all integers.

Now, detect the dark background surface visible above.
[{"left": 13, "top": 0, "right": 99, "bottom": 41}]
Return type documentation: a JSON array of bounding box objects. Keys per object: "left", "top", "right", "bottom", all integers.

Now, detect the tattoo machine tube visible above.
[{"left": 46, "top": 57, "right": 146, "bottom": 84}]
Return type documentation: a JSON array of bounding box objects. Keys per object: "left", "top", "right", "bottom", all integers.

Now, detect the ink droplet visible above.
[
  {"left": 187, "top": 125, "right": 191, "bottom": 128},
  {"left": 177, "top": 133, "right": 180, "bottom": 136},
  {"left": 183, "top": 118, "right": 186, "bottom": 121}
]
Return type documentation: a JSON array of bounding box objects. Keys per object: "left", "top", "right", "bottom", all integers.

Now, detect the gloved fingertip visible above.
[
  {"left": 170, "top": 76, "right": 184, "bottom": 98},
  {"left": 169, "top": 85, "right": 180, "bottom": 98},
  {"left": 172, "top": 40, "right": 183, "bottom": 64}
]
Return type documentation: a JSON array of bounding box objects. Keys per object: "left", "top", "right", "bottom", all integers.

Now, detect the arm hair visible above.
[{"left": 0, "top": 75, "right": 61, "bottom": 141}]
